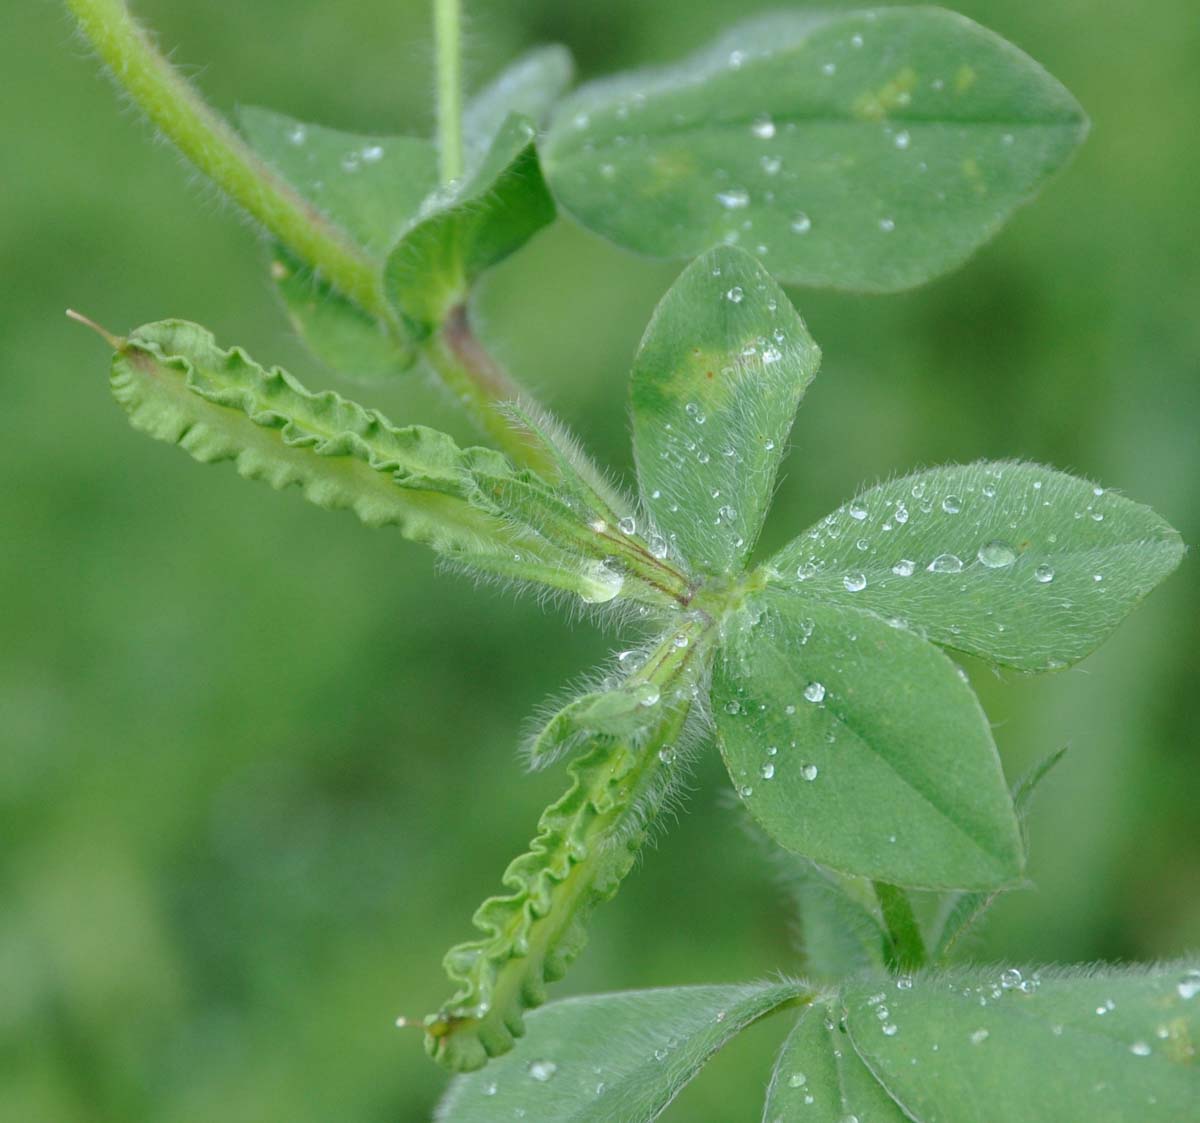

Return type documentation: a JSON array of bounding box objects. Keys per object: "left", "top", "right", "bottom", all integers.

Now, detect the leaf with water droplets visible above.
[
  {"left": 630, "top": 246, "right": 820, "bottom": 575},
  {"left": 529, "top": 684, "right": 663, "bottom": 768},
  {"left": 841, "top": 962, "right": 1200, "bottom": 1122},
  {"left": 238, "top": 107, "right": 439, "bottom": 377},
  {"left": 464, "top": 45, "right": 574, "bottom": 163},
  {"left": 435, "top": 981, "right": 807, "bottom": 1121},
  {"left": 385, "top": 114, "right": 556, "bottom": 336},
  {"left": 713, "top": 591, "right": 1022, "bottom": 890},
  {"left": 771, "top": 462, "right": 1184, "bottom": 671},
  {"left": 764, "top": 999, "right": 909, "bottom": 1122},
  {"left": 542, "top": 8, "right": 1087, "bottom": 292}
]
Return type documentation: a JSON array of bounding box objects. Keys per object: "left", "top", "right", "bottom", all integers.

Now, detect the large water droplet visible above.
[
  {"left": 801, "top": 763, "right": 819, "bottom": 781},
  {"left": 843, "top": 572, "right": 867, "bottom": 592},
  {"left": 848, "top": 500, "right": 868, "bottom": 521},
  {"left": 788, "top": 1072, "right": 807, "bottom": 1088},
  {"left": 580, "top": 562, "right": 624, "bottom": 603},
  {"left": 1034, "top": 564, "right": 1055, "bottom": 584},
  {"left": 977, "top": 541, "right": 1017, "bottom": 568},
  {"left": 804, "top": 682, "right": 826, "bottom": 703},
  {"left": 927, "top": 553, "right": 964, "bottom": 574},
  {"left": 761, "top": 762, "right": 776, "bottom": 780},
  {"left": 942, "top": 495, "right": 962, "bottom": 514}
]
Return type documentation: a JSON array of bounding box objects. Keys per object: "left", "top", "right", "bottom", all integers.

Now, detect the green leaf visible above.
[
  {"left": 542, "top": 8, "right": 1087, "bottom": 292},
  {"left": 765, "top": 999, "right": 908, "bottom": 1122},
  {"left": 239, "top": 107, "right": 438, "bottom": 377},
  {"left": 839, "top": 962, "right": 1200, "bottom": 1122},
  {"left": 267, "top": 247, "right": 416, "bottom": 380},
  {"left": 464, "top": 45, "right": 574, "bottom": 161},
  {"left": 934, "top": 747, "right": 1067, "bottom": 960},
  {"left": 630, "top": 246, "right": 820, "bottom": 576},
  {"left": 782, "top": 863, "right": 887, "bottom": 982},
  {"left": 239, "top": 106, "right": 438, "bottom": 255},
  {"left": 529, "top": 685, "right": 663, "bottom": 768},
  {"left": 385, "top": 114, "right": 556, "bottom": 335},
  {"left": 769, "top": 462, "right": 1185, "bottom": 672},
  {"left": 108, "top": 319, "right": 521, "bottom": 555},
  {"left": 713, "top": 590, "right": 1022, "bottom": 890},
  {"left": 436, "top": 981, "right": 807, "bottom": 1121}
]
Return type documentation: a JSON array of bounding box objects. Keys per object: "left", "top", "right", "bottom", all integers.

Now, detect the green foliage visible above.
[
  {"left": 630, "top": 249, "right": 820, "bottom": 575},
  {"left": 715, "top": 591, "right": 1022, "bottom": 890},
  {"left": 770, "top": 462, "right": 1185, "bottom": 671},
  {"left": 384, "top": 114, "right": 557, "bottom": 337},
  {"left": 437, "top": 981, "right": 810, "bottom": 1121},
  {"left": 55, "top": 1, "right": 1194, "bottom": 1118},
  {"left": 542, "top": 8, "right": 1087, "bottom": 291}
]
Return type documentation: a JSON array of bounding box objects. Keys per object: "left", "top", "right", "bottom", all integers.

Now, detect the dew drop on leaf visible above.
[
  {"left": 716, "top": 188, "right": 750, "bottom": 209},
  {"left": 528, "top": 1059, "right": 558, "bottom": 1082},
  {"left": 618, "top": 515, "right": 637, "bottom": 535},
  {"left": 1034, "top": 564, "right": 1056, "bottom": 584},
  {"left": 1130, "top": 1041, "right": 1152, "bottom": 1057},
  {"left": 726, "top": 286, "right": 745, "bottom": 303},
  {"left": 791, "top": 213, "right": 813, "bottom": 234},
  {"left": 804, "top": 682, "right": 826, "bottom": 703},
  {"left": 927, "top": 553, "right": 964, "bottom": 574},
  {"left": 892, "top": 559, "right": 916, "bottom": 577},
  {"left": 801, "top": 763, "right": 819, "bottom": 781},
  {"left": 751, "top": 115, "right": 776, "bottom": 139},
  {"left": 787, "top": 1072, "right": 807, "bottom": 1088},
  {"left": 977, "top": 541, "right": 1017, "bottom": 568},
  {"left": 843, "top": 572, "right": 867, "bottom": 592},
  {"left": 942, "top": 495, "right": 962, "bottom": 513}
]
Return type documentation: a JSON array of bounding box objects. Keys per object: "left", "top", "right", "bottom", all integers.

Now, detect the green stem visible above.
[
  {"left": 66, "top": 0, "right": 387, "bottom": 323},
  {"left": 874, "top": 881, "right": 927, "bottom": 972},
  {"left": 433, "top": 0, "right": 464, "bottom": 184},
  {"left": 426, "top": 304, "right": 556, "bottom": 474}
]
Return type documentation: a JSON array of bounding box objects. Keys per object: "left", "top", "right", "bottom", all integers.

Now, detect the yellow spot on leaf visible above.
[
  {"left": 853, "top": 67, "right": 918, "bottom": 122},
  {"left": 955, "top": 65, "right": 977, "bottom": 95}
]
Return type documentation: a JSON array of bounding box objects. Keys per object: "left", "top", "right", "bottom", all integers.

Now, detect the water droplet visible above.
[
  {"left": 760, "top": 154, "right": 782, "bottom": 175},
  {"left": 580, "top": 561, "right": 624, "bottom": 603},
  {"left": 726, "top": 285, "right": 744, "bottom": 303},
  {"left": 761, "top": 762, "right": 776, "bottom": 780},
  {"left": 892, "top": 559, "right": 916, "bottom": 577},
  {"left": 673, "top": 633, "right": 689, "bottom": 649},
  {"left": 1177, "top": 970, "right": 1200, "bottom": 1000},
  {"left": 851, "top": 32, "right": 864, "bottom": 47},
  {"left": 483, "top": 1081, "right": 498, "bottom": 1096},
  {"left": 927, "top": 553, "right": 964, "bottom": 574},
  {"left": 648, "top": 534, "right": 669, "bottom": 560},
  {"left": 1000, "top": 968, "right": 1023, "bottom": 989},
  {"left": 762, "top": 346, "right": 782, "bottom": 364},
  {"left": 970, "top": 1029, "right": 989, "bottom": 1045},
  {"left": 724, "top": 700, "right": 742, "bottom": 715},
  {"left": 849, "top": 500, "right": 868, "bottom": 521},
  {"left": 361, "top": 144, "right": 384, "bottom": 163},
  {"left": 751, "top": 115, "right": 776, "bottom": 139},
  {"left": 843, "top": 572, "right": 867, "bottom": 592},
  {"left": 796, "top": 562, "right": 818, "bottom": 581},
  {"left": 287, "top": 124, "right": 307, "bottom": 145},
  {"left": 882, "top": 1023, "right": 899, "bottom": 1036},
  {"left": 716, "top": 188, "right": 750, "bottom": 209},
  {"left": 822, "top": 61, "right": 837, "bottom": 76},
  {"left": 1130, "top": 1041, "right": 1152, "bottom": 1057},
  {"left": 787, "top": 1072, "right": 807, "bottom": 1088},
  {"left": 528, "top": 1059, "right": 558, "bottom": 1082},
  {"left": 894, "top": 130, "right": 911, "bottom": 150},
  {"left": 1034, "top": 564, "right": 1055, "bottom": 584},
  {"left": 894, "top": 503, "right": 910, "bottom": 525},
  {"left": 739, "top": 784, "right": 754, "bottom": 798},
  {"left": 942, "top": 495, "right": 962, "bottom": 514},
  {"left": 791, "top": 213, "right": 813, "bottom": 234},
  {"left": 618, "top": 516, "right": 637, "bottom": 535},
  {"left": 658, "top": 746, "right": 677, "bottom": 765},
  {"left": 684, "top": 401, "right": 706, "bottom": 424},
  {"left": 978, "top": 541, "right": 1017, "bottom": 568},
  {"left": 804, "top": 682, "right": 826, "bottom": 703},
  {"left": 879, "top": 216, "right": 896, "bottom": 232},
  {"left": 801, "top": 763, "right": 819, "bottom": 781}
]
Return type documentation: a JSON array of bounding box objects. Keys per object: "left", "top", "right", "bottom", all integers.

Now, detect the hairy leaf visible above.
[
  {"left": 840, "top": 963, "right": 1200, "bottom": 1121},
  {"left": 765, "top": 999, "right": 908, "bottom": 1121},
  {"left": 782, "top": 864, "right": 887, "bottom": 983},
  {"left": 631, "top": 246, "right": 820, "bottom": 575},
  {"left": 543, "top": 8, "right": 1087, "bottom": 291},
  {"left": 464, "top": 45, "right": 574, "bottom": 163},
  {"left": 239, "top": 107, "right": 437, "bottom": 377},
  {"left": 385, "top": 114, "right": 556, "bottom": 335},
  {"left": 529, "top": 685, "right": 664, "bottom": 767},
  {"left": 714, "top": 591, "right": 1022, "bottom": 890},
  {"left": 108, "top": 320, "right": 519, "bottom": 554},
  {"left": 770, "top": 462, "right": 1185, "bottom": 672},
  {"left": 436, "top": 981, "right": 808, "bottom": 1121}
]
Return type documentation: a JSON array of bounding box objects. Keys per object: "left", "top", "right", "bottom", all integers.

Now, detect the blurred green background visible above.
[{"left": 3, "top": 1, "right": 1197, "bottom": 1119}]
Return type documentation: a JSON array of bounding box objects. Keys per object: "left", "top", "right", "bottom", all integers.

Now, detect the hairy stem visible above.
[
  {"left": 66, "top": 0, "right": 387, "bottom": 322},
  {"left": 433, "top": 0, "right": 464, "bottom": 184},
  {"left": 426, "top": 620, "right": 713, "bottom": 1071},
  {"left": 874, "top": 881, "right": 927, "bottom": 972},
  {"left": 425, "top": 305, "right": 556, "bottom": 474}
]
